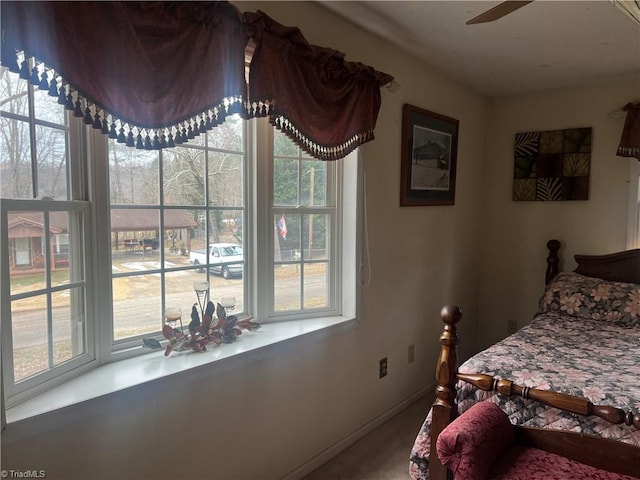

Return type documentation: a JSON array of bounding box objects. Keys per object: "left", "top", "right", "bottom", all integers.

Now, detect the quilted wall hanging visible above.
[{"left": 513, "top": 127, "right": 592, "bottom": 201}]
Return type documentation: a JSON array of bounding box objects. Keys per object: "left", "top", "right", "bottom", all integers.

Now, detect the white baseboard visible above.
[{"left": 282, "top": 383, "right": 434, "bottom": 480}]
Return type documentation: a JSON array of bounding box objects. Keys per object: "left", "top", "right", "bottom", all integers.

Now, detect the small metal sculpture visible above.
[{"left": 160, "top": 300, "right": 260, "bottom": 356}]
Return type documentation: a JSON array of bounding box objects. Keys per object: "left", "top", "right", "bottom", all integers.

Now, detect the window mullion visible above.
[
  {"left": 43, "top": 213, "right": 55, "bottom": 369},
  {"left": 26, "top": 61, "right": 38, "bottom": 199},
  {"left": 88, "top": 129, "right": 114, "bottom": 360},
  {"left": 253, "top": 119, "right": 273, "bottom": 320},
  {"left": 0, "top": 206, "right": 16, "bottom": 395},
  {"left": 158, "top": 149, "right": 167, "bottom": 326}
]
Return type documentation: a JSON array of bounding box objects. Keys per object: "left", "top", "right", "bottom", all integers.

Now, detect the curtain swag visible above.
[
  {"left": 617, "top": 102, "right": 640, "bottom": 160},
  {"left": 1, "top": 1, "right": 393, "bottom": 161}
]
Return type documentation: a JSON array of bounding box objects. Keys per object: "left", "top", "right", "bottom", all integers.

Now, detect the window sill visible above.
[{"left": 4, "top": 315, "right": 357, "bottom": 429}]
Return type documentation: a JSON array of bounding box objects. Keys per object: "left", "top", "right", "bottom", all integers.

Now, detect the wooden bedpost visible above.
[
  {"left": 546, "top": 239, "right": 561, "bottom": 285},
  {"left": 429, "top": 305, "right": 462, "bottom": 480}
]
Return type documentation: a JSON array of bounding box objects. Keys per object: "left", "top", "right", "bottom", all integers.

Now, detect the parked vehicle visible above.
[
  {"left": 142, "top": 238, "right": 159, "bottom": 249},
  {"left": 189, "top": 243, "right": 243, "bottom": 279}
]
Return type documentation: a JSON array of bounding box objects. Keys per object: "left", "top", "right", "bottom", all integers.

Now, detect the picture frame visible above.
[{"left": 400, "top": 104, "right": 459, "bottom": 206}]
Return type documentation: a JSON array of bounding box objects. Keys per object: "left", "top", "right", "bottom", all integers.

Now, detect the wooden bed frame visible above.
[{"left": 429, "top": 239, "right": 640, "bottom": 480}]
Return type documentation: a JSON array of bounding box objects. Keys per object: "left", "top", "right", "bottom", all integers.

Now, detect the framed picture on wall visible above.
[{"left": 400, "top": 104, "right": 459, "bottom": 206}]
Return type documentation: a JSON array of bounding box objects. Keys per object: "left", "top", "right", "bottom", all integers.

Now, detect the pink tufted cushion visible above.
[
  {"left": 489, "top": 445, "right": 639, "bottom": 480},
  {"left": 436, "top": 401, "right": 515, "bottom": 480}
]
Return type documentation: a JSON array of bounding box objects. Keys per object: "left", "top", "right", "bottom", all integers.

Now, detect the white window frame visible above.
[
  {"left": 1, "top": 198, "right": 95, "bottom": 407},
  {"left": 2, "top": 104, "right": 361, "bottom": 416},
  {"left": 253, "top": 119, "right": 341, "bottom": 323},
  {"left": 0, "top": 84, "right": 96, "bottom": 407}
]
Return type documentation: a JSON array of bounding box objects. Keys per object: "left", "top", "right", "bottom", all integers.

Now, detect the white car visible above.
[{"left": 189, "top": 243, "right": 244, "bottom": 279}]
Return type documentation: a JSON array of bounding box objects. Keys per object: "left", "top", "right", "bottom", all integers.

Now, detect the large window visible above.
[
  {"left": 1, "top": 62, "right": 92, "bottom": 407},
  {"left": 107, "top": 117, "right": 247, "bottom": 348},
  {"left": 104, "top": 117, "right": 340, "bottom": 352},
  {"left": 1, "top": 62, "right": 355, "bottom": 409},
  {"left": 271, "top": 129, "right": 334, "bottom": 315}
]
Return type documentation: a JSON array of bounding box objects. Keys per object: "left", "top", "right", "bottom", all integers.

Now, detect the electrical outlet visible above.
[
  {"left": 379, "top": 357, "right": 388, "bottom": 378},
  {"left": 408, "top": 344, "right": 415, "bottom": 363},
  {"left": 507, "top": 320, "right": 517, "bottom": 334}
]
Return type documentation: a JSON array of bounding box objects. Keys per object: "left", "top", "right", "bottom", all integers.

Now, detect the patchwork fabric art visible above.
[{"left": 513, "top": 127, "right": 592, "bottom": 201}]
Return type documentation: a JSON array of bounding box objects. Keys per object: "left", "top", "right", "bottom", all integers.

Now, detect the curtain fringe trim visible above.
[
  {"left": 3, "top": 50, "right": 377, "bottom": 159},
  {"left": 617, "top": 146, "right": 640, "bottom": 159},
  {"left": 271, "top": 115, "right": 373, "bottom": 161}
]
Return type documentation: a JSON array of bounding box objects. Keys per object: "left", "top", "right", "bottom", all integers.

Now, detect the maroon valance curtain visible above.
[
  {"left": 617, "top": 103, "right": 640, "bottom": 160},
  {"left": 1, "top": 1, "right": 393, "bottom": 160},
  {"left": 244, "top": 10, "right": 393, "bottom": 160}
]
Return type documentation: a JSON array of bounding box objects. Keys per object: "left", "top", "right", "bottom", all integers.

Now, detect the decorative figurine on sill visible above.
[
  {"left": 142, "top": 337, "right": 162, "bottom": 350},
  {"left": 215, "top": 301, "right": 261, "bottom": 343},
  {"left": 188, "top": 303, "right": 201, "bottom": 332},
  {"left": 162, "top": 304, "right": 210, "bottom": 356},
  {"left": 160, "top": 300, "right": 260, "bottom": 356}
]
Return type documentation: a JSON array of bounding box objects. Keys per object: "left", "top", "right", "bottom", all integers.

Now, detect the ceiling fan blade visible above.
[{"left": 466, "top": 1, "right": 534, "bottom": 25}]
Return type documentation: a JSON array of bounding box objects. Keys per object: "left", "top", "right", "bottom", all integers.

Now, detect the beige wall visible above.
[
  {"left": 2, "top": 3, "right": 486, "bottom": 479},
  {"left": 5, "top": 3, "right": 638, "bottom": 479},
  {"left": 477, "top": 75, "right": 640, "bottom": 348}
]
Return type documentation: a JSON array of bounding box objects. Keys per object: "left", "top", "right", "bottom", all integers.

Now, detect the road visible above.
[{"left": 11, "top": 271, "right": 326, "bottom": 349}]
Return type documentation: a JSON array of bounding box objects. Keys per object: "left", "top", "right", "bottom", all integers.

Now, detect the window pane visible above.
[
  {"left": 208, "top": 209, "right": 244, "bottom": 245},
  {"left": 35, "top": 125, "right": 69, "bottom": 200},
  {"left": 303, "top": 263, "right": 328, "bottom": 309},
  {"left": 111, "top": 209, "right": 160, "bottom": 272},
  {"left": 0, "top": 117, "right": 33, "bottom": 199},
  {"left": 275, "top": 214, "right": 300, "bottom": 263},
  {"left": 51, "top": 211, "right": 85, "bottom": 288},
  {"left": 33, "top": 85, "right": 65, "bottom": 125},
  {"left": 273, "top": 128, "right": 298, "bottom": 156},
  {"left": 184, "top": 128, "right": 206, "bottom": 147},
  {"left": 8, "top": 212, "right": 46, "bottom": 293},
  {"left": 1, "top": 65, "right": 28, "bottom": 116},
  {"left": 109, "top": 142, "right": 159, "bottom": 205},
  {"left": 303, "top": 214, "right": 329, "bottom": 261},
  {"left": 0, "top": 67, "right": 30, "bottom": 199},
  {"left": 163, "top": 147, "right": 205, "bottom": 206},
  {"left": 207, "top": 210, "right": 244, "bottom": 282},
  {"left": 207, "top": 115, "right": 243, "bottom": 151},
  {"left": 165, "top": 270, "right": 203, "bottom": 322},
  {"left": 12, "top": 295, "right": 48, "bottom": 382},
  {"left": 187, "top": 206, "right": 207, "bottom": 263},
  {"left": 208, "top": 152, "right": 243, "bottom": 207},
  {"left": 52, "top": 286, "right": 86, "bottom": 366},
  {"left": 163, "top": 209, "right": 197, "bottom": 268},
  {"left": 273, "top": 158, "right": 299, "bottom": 206},
  {"left": 301, "top": 160, "right": 327, "bottom": 207},
  {"left": 112, "top": 274, "right": 161, "bottom": 341},
  {"left": 1, "top": 65, "right": 70, "bottom": 201},
  {"left": 273, "top": 213, "right": 330, "bottom": 312},
  {"left": 274, "top": 265, "right": 300, "bottom": 312}
]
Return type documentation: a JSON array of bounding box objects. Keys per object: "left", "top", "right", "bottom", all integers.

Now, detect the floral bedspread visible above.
[{"left": 409, "top": 311, "right": 640, "bottom": 480}]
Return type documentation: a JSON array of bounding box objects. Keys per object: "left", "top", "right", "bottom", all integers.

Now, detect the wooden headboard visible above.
[
  {"left": 546, "top": 239, "right": 640, "bottom": 285},
  {"left": 427, "top": 240, "right": 640, "bottom": 480},
  {"left": 574, "top": 248, "right": 640, "bottom": 284}
]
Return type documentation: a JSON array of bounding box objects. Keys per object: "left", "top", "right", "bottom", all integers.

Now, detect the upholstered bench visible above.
[{"left": 436, "top": 401, "right": 639, "bottom": 480}]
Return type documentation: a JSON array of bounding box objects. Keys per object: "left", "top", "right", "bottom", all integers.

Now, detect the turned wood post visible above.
[
  {"left": 546, "top": 239, "right": 561, "bottom": 285},
  {"left": 429, "top": 305, "right": 462, "bottom": 480}
]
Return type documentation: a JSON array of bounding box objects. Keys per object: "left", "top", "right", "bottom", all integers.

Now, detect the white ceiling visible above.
[{"left": 321, "top": 1, "right": 640, "bottom": 97}]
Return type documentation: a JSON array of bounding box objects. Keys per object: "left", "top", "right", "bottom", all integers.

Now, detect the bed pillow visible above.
[
  {"left": 436, "top": 401, "right": 514, "bottom": 480},
  {"left": 539, "top": 272, "right": 640, "bottom": 327}
]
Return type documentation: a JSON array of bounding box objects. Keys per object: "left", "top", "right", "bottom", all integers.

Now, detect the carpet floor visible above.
[{"left": 301, "top": 395, "right": 431, "bottom": 480}]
